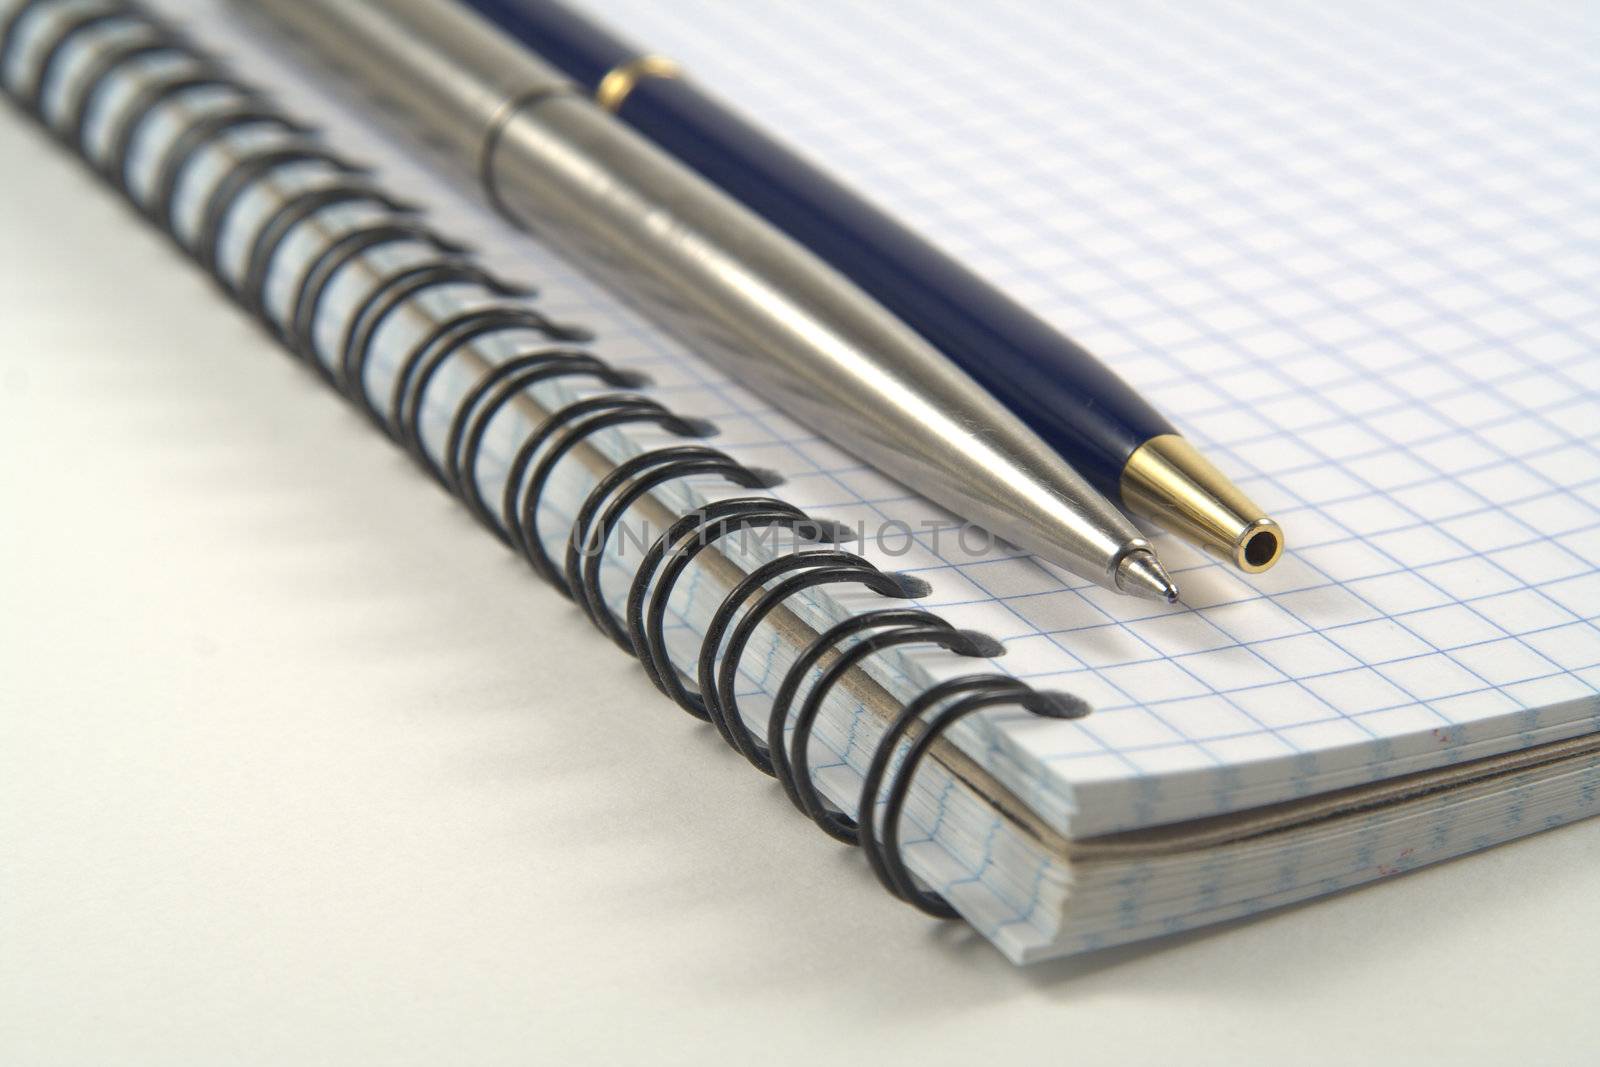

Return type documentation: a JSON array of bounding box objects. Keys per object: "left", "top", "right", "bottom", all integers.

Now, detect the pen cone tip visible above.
[
  {"left": 1121, "top": 435, "right": 1283, "bottom": 574},
  {"left": 1116, "top": 551, "right": 1180, "bottom": 604}
]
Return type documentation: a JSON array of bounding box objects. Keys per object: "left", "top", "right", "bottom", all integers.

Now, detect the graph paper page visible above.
[
  {"left": 156, "top": 0, "right": 1600, "bottom": 839},
  {"left": 566, "top": 0, "right": 1600, "bottom": 834}
]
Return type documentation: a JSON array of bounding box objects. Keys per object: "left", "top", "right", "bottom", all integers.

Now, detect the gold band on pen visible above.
[{"left": 595, "top": 54, "right": 682, "bottom": 112}]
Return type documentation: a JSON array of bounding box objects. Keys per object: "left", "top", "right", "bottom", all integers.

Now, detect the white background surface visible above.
[{"left": 2, "top": 87, "right": 1598, "bottom": 1066}]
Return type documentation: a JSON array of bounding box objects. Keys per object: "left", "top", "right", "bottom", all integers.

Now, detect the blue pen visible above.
[{"left": 460, "top": 0, "right": 1284, "bottom": 574}]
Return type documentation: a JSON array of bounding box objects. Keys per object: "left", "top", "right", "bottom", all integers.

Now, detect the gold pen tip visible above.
[
  {"left": 1120, "top": 434, "right": 1286, "bottom": 575},
  {"left": 1116, "top": 551, "right": 1181, "bottom": 604},
  {"left": 1235, "top": 517, "right": 1284, "bottom": 573}
]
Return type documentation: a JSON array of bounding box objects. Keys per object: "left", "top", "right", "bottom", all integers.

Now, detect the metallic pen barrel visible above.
[
  {"left": 459, "top": 0, "right": 1284, "bottom": 575},
  {"left": 249, "top": 0, "right": 1179, "bottom": 601}
]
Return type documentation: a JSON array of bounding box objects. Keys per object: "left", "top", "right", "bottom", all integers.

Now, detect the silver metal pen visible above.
[{"left": 247, "top": 0, "right": 1179, "bottom": 602}]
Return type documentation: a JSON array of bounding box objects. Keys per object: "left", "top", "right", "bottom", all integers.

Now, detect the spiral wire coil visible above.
[{"left": 1, "top": 0, "right": 1090, "bottom": 918}]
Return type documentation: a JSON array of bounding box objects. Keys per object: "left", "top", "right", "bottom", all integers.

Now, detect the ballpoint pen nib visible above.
[{"left": 1115, "top": 551, "right": 1180, "bottom": 604}]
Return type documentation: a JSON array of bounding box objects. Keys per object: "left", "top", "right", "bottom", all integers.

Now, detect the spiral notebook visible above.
[{"left": 4, "top": 0, "right": 1597, "bottom": 965}]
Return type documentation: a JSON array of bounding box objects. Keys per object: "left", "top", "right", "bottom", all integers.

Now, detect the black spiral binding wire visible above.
[{"left": 1, "top": 0, "right": 1090, "bottom": 919}]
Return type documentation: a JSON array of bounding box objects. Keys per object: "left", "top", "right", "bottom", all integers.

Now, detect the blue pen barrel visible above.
[
  {"left": 469, "top": 0, "right": 623, "bottom": 85},
  {"left": 463, "top": 0, "right": 1175, "bottom": 501}
]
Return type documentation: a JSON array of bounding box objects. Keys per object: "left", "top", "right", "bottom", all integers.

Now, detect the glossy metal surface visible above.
[
  {"left": 1121, "top": 434, "right": 1283, "bottom": 574},
  {"left": 252, "top": 0, "right": 1178, "bottom": 600}
]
